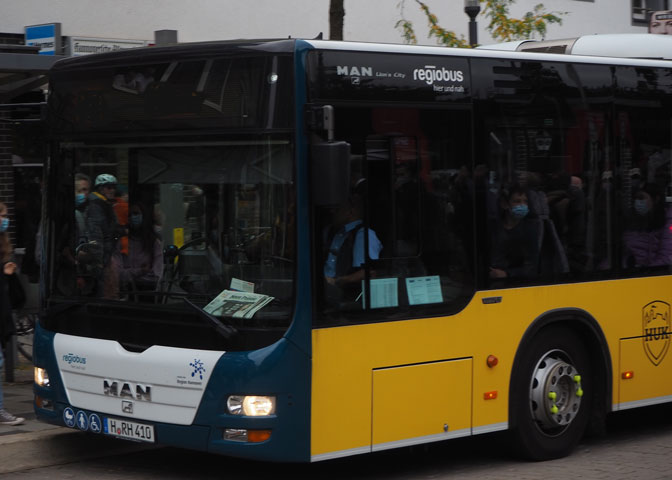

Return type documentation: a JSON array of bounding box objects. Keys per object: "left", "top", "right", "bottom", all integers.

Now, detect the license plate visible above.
[{"left": 104, "top": 417, "right": 155, "bottom": 443}]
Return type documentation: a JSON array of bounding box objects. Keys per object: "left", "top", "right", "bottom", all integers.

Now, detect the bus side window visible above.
[{"left": 315, "top": 107, "right": 476, "bottom": 323}]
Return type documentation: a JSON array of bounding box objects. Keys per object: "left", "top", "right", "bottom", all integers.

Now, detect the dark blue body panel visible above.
[{"left": 34, "top": 322, "right": 312, "bottom": 462}]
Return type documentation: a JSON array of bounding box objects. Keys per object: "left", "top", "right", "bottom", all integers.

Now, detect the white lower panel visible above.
[
  {"left": 614, "top": 394, "right": 672, "bottom": 412},
  {"left": 472, "top": 422, "right": 508, "bottom": 435},
  {"left": 310, "top": 421, "right": 508, "bottom": 462},
  {"left": 372, "top": 427, "right": 471, "bottom": 453},
  {"left": 311, "top": 446, "right": 371, "bottom": 462},
  {"left": 54, "top": 333, "right": 225, "bottom": 425}
]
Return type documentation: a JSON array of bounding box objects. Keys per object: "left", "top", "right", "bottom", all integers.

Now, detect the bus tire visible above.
[{"left": 510, "top": 326, "right": 593, "bottom": 460}]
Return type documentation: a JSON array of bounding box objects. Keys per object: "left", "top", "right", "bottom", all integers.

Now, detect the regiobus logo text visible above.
[
  {"left": 413, "top": 65, "right": 464, "bottom": 85},
  {"left": 413, "top": 65, "right": 465, "bottom": 92}
]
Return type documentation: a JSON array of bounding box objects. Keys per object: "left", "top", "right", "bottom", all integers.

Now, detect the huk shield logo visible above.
[{"left": 642, "top": 301, "right": 671, "bottom": 366}]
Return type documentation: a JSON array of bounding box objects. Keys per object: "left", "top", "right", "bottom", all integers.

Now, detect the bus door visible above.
[{"left": 310, "top": 103, "right": 477, "bottom": 454}]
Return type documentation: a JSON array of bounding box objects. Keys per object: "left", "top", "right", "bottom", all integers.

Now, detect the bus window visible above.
[
  {"left": 314, "top": 107, "right": 475, "bottom": 324},
  {"left": 51, "top": 137, "right": 296, "bottom": 318},
  {"left": 616, "top": 66, "right": 672, "bottom": 273},
  {"left": 473, "top": 59, "right": 617, "bottom": 286}
]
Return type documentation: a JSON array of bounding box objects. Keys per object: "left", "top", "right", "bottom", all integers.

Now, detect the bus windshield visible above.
[
  {"left": 41, "top": 48, "right": 296, "bottom": 350},
  {"left": 46, "top": 135, "right": 295, "bottom": 348}
]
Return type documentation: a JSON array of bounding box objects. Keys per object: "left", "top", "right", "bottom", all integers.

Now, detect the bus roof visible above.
[
  {"left": 50, "top": 34, "right": 672, "bottom": 73},
  {"left": 50, "top": 38, "right": 297, "bottom": 71},
  {"left": 477, "top": 33, "right": 672, "bottom": 60},
  {"left": 304, "top": 34, "right": 672, "bottom": 68}
]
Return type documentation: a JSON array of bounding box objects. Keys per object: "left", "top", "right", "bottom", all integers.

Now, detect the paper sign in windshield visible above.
[
  {"left": 230, "top": 278, "right": 254, "bottom": 293},
  {"left": 363, "top": 278, "right": 399, "bottom": 309},
  {"left": 204, "top": 290, "right": 273, "bottom": 318},
  {"left": 406, "top": 276, "right": 443, "bottom": 305}
]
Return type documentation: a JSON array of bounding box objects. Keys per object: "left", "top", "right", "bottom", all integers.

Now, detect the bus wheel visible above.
[{"left": 511, "top": 327, "right": 592, "bottom": 460}]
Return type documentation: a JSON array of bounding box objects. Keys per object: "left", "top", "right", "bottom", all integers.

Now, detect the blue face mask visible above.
[
  {"left": 0, "top": 217, "right": 8, "bottom": 233},
  {"left": 130, "top": 213, "right": 143, "bottom": 227},
  {"left": 511, "top": 204, "right": 529, "bottom": 219},
  {"left": 634, "top": 199, "right": 649, "bottom": 216},
  {"left": 75, "top": 193, "right": 87, "bottom": 206}
]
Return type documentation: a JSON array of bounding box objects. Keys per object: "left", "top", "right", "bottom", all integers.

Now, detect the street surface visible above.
[{"left": 4, "top": 402, "right": 672, "bottom": 479}]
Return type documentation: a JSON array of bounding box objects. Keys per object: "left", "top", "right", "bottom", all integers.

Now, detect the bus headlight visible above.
[
  {"left": 227, "top": 395, "right": 276, "bottom": 416},
  {"left": 34, "top": 367, "right": 50, "bottom": 387}
]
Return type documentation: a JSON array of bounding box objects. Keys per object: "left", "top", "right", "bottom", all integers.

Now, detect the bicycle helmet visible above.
[{"left": 94, "top": 173, "right": 117, "bottom": 187}]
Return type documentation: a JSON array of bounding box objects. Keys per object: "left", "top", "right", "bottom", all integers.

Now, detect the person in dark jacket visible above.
[
  {"left": 85, "top": 174, "right": 125, "bottom": 298},
  {"left": 623, "top": 183, "right": 672, "bottom": 267},
  {"left": 74, "top": 173, "right": 91, "bottom": 243},
  {"left": 490, "top": 186, "right": 541, "bottom": 281},
  {"left": 119, "top": 203, "right": 164, "bottom": 297},
  {"left": 0, "top": 202, "right": 25, "bottom": 425}
]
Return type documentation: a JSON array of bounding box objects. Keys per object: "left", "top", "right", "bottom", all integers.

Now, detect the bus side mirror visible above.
[{"left": 311, "top": 141, "right": 351, "bottom": 206}]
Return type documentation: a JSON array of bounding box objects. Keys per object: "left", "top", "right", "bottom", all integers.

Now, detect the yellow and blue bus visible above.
[{"left": 34, "top": 34, "right": 672, "bottom": 462}]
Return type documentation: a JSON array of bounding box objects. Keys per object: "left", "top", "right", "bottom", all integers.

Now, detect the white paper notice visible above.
[
  {"left": 363, "top": 278, "right": 399, "bottom": 309},
  {"left": 230, "top": 278, "right": 255, "bottom": 293},
  {"left": 405, "top": 276, "right": 443, "bottom": 305}
]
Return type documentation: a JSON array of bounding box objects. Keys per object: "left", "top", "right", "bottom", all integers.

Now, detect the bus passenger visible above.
[
  {"left": 323, "top": 194, "right": 382, "bottom": 300},
  {"left": 0, "top": 202, "right": 25, "bottom": 425},
  {"left": 119, "top": 203, "right": 164, "bottom": 299},
  {"left": 56, "top": 173, "right": 91, "bottom": 295},
  {"left": 547, "top": 174, "right": 587, "bottom": 272},
  {"left": 74, "top": 173, "right": 91, "bottom": 243},
  {"left": 113, "top": 184, "right": 129, "bottom": 256},
  {"left": 489, "top": 186, "right": 540, "bottom": 281},
  {"left": 86, "top": 174, "right": 125, "bottom": 298},
  {"left": 623, "top": 183, "right": 672, "bottom": 267}
]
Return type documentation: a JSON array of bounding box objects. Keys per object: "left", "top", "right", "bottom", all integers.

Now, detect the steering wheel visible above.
[{"left": 160, "top": 237, "right": 209, "bottom": 301}]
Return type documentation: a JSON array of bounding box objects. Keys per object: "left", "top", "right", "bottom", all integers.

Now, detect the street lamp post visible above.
[{"left": 464, "top": 0, "right": 481, "bottom": 47}]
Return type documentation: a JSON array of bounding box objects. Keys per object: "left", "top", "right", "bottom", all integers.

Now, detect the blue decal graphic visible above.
[
  {"left": 89, "top": 413, "right": 101, "bottom": 433},
  {"left": 76, "top": 410, "right": 89, "bottom": 431},
  {"left": 63, "top": 407, "right": 76, "bottom": 428},
  {"left": 190, "top": 359, "right": 206, "bottom": 380}
]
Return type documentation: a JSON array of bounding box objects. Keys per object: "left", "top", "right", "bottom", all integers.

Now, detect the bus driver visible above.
[{"left": 323, "top": 193, "right": 382, "bottom": 302}]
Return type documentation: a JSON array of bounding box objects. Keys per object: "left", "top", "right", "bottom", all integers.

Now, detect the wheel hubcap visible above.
[{"left": 529, "top": 352, "right": 583, "bottom": 433}]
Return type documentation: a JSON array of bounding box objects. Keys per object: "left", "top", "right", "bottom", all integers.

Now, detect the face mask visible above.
[
  {"left": 0, "top": 217, "right": 8, "bottom": 233},
  {"left": 511, "top": 204, "right": 529, "bottom": 219},
  {"left": 130, "top": 213, "right": 143, "bottom": 227},
  {"left": 75, "top": 193, "right": 87, "bottom": 206},
  {"left": 634, "top": 199, "right": 649, "bottom": 216}
]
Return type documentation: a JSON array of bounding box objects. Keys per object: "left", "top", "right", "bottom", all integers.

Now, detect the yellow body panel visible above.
[
  {"left": 311, "top": 277, "right": 672, "bottom": 459},
  {"left": 372, "top": 359, "right": 472, "bottom": 449},
  {"left": 619, "top": 336, "right": 672, "bottom": 408}
]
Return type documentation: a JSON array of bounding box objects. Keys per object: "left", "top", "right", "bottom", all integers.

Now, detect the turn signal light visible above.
[
  {"left": 484, "top": 391, "right": 498, "bottom": 400},
  {"left": 35, "top": 395, "right": 53, "bottom": 410},
  {"left": 486, "top": 355, "right": 499, "bottom": 368},
  {"left": 622, "top": 371, "right": 634, "bottom": 380},
  {"left": 247, "top": 429, "right": 272, "bottom": 443},
  {"left": 224, "top": 428, "right": 272, "bottom": 443}
]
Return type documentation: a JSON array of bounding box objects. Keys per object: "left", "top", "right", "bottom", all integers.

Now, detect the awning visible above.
[{"left": 0, "top": 45, "right": 64, "bottom": 103}]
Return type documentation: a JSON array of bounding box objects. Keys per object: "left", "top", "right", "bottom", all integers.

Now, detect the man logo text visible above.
[
  {"left": 337, "top": 65, "right": 373, "bottom": 77},
  {"left": 103, "top": 379, "right": 152, "bottom": 402}
]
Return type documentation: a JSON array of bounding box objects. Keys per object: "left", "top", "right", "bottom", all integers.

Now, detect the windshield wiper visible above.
[
  {"left": 45, "top": 300, "right": 88, "bottom": 317},
  {"left": 183, "top": 298, "right": 238, "bottom": 339}
]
